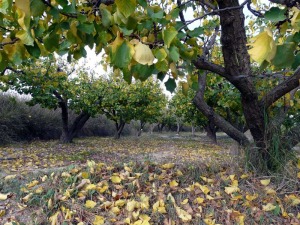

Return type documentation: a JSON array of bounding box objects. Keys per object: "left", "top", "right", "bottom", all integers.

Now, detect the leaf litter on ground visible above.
[{"left": 0, "top": 134, "right": 299, "bottom": 224}]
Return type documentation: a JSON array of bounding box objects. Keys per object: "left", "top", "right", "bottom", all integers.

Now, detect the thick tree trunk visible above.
[
  {"left": 205, "top": 120, "right": 217, "bottom": 144},
  {"left": 60, "top": 112, "right": 90, "bottom": 143},
  {"left": 217, "top": 0, "right": 268, "bottom": 159},
  {"left": 114, "top": 121, "right": 125, "bottom": 139}
]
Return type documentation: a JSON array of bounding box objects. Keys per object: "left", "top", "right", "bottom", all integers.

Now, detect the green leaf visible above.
[
  {"left": 16, "top": 30, "right": 34, "bottom": 46},
  {"left": 155, "top": 59, "right": 169, "bottom": 72},
  {"left": 188, "top": 27, "right": 204, "bottom": 38},
  {"left": 123, "top": 69, "right": 132, "bottom": 84},
  {"left": 292, "top": 32, "right": 300, "bottom": 42},
  {"left": 169, "top": 46, "right": 179, "bottom": 62},
  {"left": 265, "top": 7, "right": 286, "bottom": 22},
  {"left": 163, "top": 26, "right": 178, "bottom": 48},
  {"left": 132, "top": 64, "right": 154, "bottom": 81},
  {"left": 100, "top": 7, "right": 112, "bottom": 27},
  {"left": 154, "top": 48, "right": 167, "bottom": 61},
  {"left": 271, "top": 43, "right": 296, "bottom": 68},
  {"left": 148, "top": 7, "right": 164, "bottom": 19},
  {"left": 137, "top": 0, "right": 147, "bottom": 8},
  {"left": 56, "top": 0, "right": 68, "bottom": 7},
  {"left": 114, "top": 42, "right": 133, "bottom": 69},
  {"left": 44, "top": 33, "right": 60, "bottom": 52},
  {"left": 165, "top": 78, "right": 176, "bottom": 93},
  {"left": 77, "top": 23, "right": 94, "bottom": 34},
  {"left": 25, "top": 41, "right": 41, "bottom": 58},
  {"left": 115, "top": 0, "right": 136, "bottom": 18},
  {"left": 62, "top": 0, "right": 76, "bottom": 13},
  {"left": 0, "top": 53, "right": 9, "bottom": 71},
  {"left": 292, "top": 53, "right": 300, "bottom": 70},
  {"left": 0, "top": 0, "right": 12, "bottom": 14},
  {"left": 30, "top": 0, "right": 46, "bottom": 17},
  {"left": 157, "top": 72, "right": 165, "bottom": 81},
  {"left": 170, "top": 8, "right": 180, "bottom": 19}
]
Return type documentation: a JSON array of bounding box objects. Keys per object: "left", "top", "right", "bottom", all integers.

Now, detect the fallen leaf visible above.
[
  {"left": 260, "top": 179, "right": 271, "bottom": 186},
  {"left": 262, "top": 203, "right": 277, "bottom": 211},
  {"left": 85, "top": 200, "right": 97, "bottom": 209}
]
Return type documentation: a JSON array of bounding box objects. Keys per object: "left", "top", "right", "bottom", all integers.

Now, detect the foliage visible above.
[{"left": 98, "top": 77, "right": 167, "bottom": 138}]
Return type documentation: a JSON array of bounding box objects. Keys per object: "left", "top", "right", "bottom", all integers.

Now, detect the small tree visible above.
[
  {"left": 99, "top": 77, "right": 167, "bottom": 138},
  {"left": 1, "top": 58, "right": 101, "bottom": 143}
]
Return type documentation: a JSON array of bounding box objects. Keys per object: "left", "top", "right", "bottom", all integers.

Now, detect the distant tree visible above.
[
  {"left": 98, "top": 77, "right": 167, "bottom": 139},
  {"left": 0, "top": 57, "right": 101, "bottom": 143}
]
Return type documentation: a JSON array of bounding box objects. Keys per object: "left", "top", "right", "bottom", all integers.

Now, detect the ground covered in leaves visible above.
[{"left": 0, "top": 134, "right": 299, "bottom": 224}]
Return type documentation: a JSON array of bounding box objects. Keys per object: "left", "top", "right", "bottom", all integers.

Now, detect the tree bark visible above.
[
  {"left": 60, "top": 111, "right": 90, "bottom": 143},
  {"left": 137, "top": 121, "right": 145, "bottom": 137},
  {"left": 205, "top": 120, "right": 217, "bottom": 144},
  {"left": 114, "top": 121, "right": 125, "bottom": 139}
]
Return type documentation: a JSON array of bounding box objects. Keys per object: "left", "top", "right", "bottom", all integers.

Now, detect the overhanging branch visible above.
[{"left": 262, "top": 66, "right": 300, "bottom": 108}]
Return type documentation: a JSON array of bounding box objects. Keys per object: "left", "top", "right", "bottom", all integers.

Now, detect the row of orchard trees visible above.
[
  {"left": 0, "top": 55, "right": 247, "bottom": 144},
  {"left": 0, "top": 57, "right": 167, "bottom": 142}
]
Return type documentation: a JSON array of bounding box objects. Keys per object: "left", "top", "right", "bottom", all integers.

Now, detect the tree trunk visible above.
[
  {"left": 217, "top": 0, "right": 268, "bottom": 160},
  {"left": 205, "top": 120, "right": 217, "bottom": 144},
  {"left": 114, "top": 121, "right": 125, "bottom": 139},
  {"left": 191, "top": 124, "right": 196, "bottom": 137},
  {"left": 60, "top": 112, "right": 90, "bottom": 143},
  {"left": 137, "top": 121, "right": 145, "bottom": 137},
  {"left": 176, "top": 121, "right": 180, "bottom": 135}
]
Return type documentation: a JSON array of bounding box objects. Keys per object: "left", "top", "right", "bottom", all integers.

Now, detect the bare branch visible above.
[
  {"left": 178, "top": 0, "right": 249, "bottom": 31},
  {"left": 0, "top": 38, "right": 19, "bottom": 48},
  {"left": 193, "top": 57, "right": 227, "bottom": 77},
  {"left": 262, "top": 67, "right": 300, "bottom": 108},
  {"left": 1, "top": 66, "right": 26, "bottom": 76}
]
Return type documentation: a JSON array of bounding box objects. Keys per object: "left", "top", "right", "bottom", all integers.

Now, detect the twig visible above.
[{"left": 178, "top": 0, "right": 249, "bottom": 31}]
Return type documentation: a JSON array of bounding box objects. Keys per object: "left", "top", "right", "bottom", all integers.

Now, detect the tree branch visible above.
[
  {"left": 0, "top": 38, "right": 19, "bottom": 48},
  {"left": 262, "top": 66, "right": 300, "bottom": 108},
  {"left": 193, "top": 57, "right": 227, "bottom": 77},
  {"left": 178, "top": 0, "right": 249, "bottom": 31}
]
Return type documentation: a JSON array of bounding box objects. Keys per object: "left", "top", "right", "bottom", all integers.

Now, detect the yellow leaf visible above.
[
  {"left": 22, "top": 193, "right": 33, "bottom": 202},
  {"left": 85, "top": 184, "right": 97, "bottom": 190},
  {"left": 4, "top": 175, "right": 17, "bottom": 180},
  {"left": 262, "top": 203, "right": 276, "bottom": 211},
  {"left": 111, "top": 175, "right": 122, "bottom": 184},
  {"left": 201, "top": 176, "right": 214, "bottom": 183},
  {"left": 240, "top": 174, "right": 249, "bottom": 179},
  {"left": 181, "top": 199, "right": 189, "bottom": 205},
  {"left": 49, "top": 211, "right": 60, "bottom": 225},
  {"left": 81, "top": 172, "right": 89, "bottom": 179},
  {"left": 297, "top": 172, "right": 300, "bottom": 179},
  {"left": 161, "top": 163, "right": 175, "bottom": 169},
  {"left": 153, "top": 200, "right": 167, "bottom": 213},
  {"left": 285, "top": 194, "right": 300, "bottom": 206},
  {"left": 297, "top": 159, "right": 300, "bottom": 169},
  {"left": 225, "top": 186, "right": 240, "bottom": 195},
  {"left": 203, "top": 218, "right": 216, "bottom": 225},
  {"left": 175, "top": 206, "right": 192, "bottom": 222},
  {"left": 260, "top": 179, "right": 271, "bottom": 186},
  {"left": 85, "top": 200, "right": 97, "bottom": 209},
  {"left": 169, "top": 180, "right": 178, "bottom": 187},
  {"left": 246, "top": 193, "right": 258, "bottom": 201},
  {"left": 0, "top": 209, "right": 5, "bottom": 217},
  {"left": 247, "top": 28, "right": 276, "bottom": 64},
  {"left": 265, "top": 187, "right": 276, "bottom": 195},
  {"left": 27, "top": 180, "right": 39, "bottom": 188},
  {"left": 126, "top": 200, "right": 137, "bottom": 212},
  {"left": 0, "top": 193, "right": 9, "bottom": 201},
  {"left": 35, "top": 187, "right": 44, "bottom": 194},
  {"left": 140, "top": 194, "right": 149, "bottom": 209},
  {"left": 133, "top": 42, "right": 154, "bottom": 65},
  {"left": 199, "top": 185, "right": 210, "bottom": 195},
  {"left": 194, "top": 197, "right": 205, "bottom": 204},
  {"left": 110, "top": 206, "right": 121, "bottom": 215},
  {"left": 115, "top": 199, "right": 126, "bottom": 207}
]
